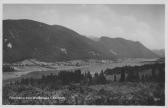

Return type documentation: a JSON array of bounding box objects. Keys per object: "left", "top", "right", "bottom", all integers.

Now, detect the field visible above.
[{"left": 3, "top": 82, "right": 164, "bottom": 105}]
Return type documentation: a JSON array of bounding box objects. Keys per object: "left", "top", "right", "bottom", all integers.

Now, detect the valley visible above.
[
  {"left": 3, "top": 58, "right": 165, "bottom": 105},
  {"left": 2, "top": 19, "right": 165, "bottom": 105},
  {"left": 3, "top": 58, "right": 158, "bottom": 81}
]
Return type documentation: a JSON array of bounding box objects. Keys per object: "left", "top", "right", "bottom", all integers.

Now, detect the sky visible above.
[{"left": 3, "top": 4, "right": 165, "bottom": 50}]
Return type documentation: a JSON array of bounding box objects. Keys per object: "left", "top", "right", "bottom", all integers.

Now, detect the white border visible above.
[
  {"left": 165, "top": 1, "right": 168, "bottom": 107},
  {"left": 0, "top": 0, "right": 167, "bottom": 108},
  {"left": 0, "top": 0, "right": 167, "bottom": 4}
]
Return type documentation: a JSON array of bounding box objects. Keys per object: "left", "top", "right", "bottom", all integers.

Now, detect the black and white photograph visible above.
[{"left": 2, "top": 3, "right": 166, "bottom": 105}]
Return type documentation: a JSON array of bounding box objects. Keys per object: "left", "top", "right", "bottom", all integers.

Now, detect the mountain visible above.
[
  {"left": 152, "top": 49, "right": 165, "bottom": 57},
  {"left": 3, "top": 19, "right": 158, "bottom": 63},
  {"left": 3, "top": 19, "right": 115, "bottom": 63},
  {"left": 98, "top": 37, "right": 158, "bottom": 58}
]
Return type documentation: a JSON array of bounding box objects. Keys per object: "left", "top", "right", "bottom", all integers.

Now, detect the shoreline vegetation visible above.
[{"left": 3, "top": 61, "right": 165, "bottom": 105}]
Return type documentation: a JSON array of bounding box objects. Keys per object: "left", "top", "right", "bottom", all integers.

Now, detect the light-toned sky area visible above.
[{"left": 3, "top": 4, "right": 165, "bottom": 49}]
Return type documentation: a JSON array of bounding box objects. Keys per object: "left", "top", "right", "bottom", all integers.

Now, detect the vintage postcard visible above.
[{"left": 1, "top": 0, "right": 167, "bottom": 106}]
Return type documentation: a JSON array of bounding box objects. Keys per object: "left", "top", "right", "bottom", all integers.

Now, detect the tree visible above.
[
  {"left": 151, "top": 67, "right": 157, "bottom": 81},
  {"left": 158, "top": 64, "right": 165, "bottom": 83},
  {"left": 99, "top": 70, "right": 106, "bottom": 84},
  {"left": 86, "top": 71, "right": 92, "bottom": 84},
  {"left": 93, "top": 72, "right": 99, "bottom": 84},
  {"left": 114, "top": 74, "right": 117, "bottom": 82},
  {"left": 120, "top": 70, "right": 125, "bottom": 82},
  {"left": 126, "top": 70, "right": 137, "bottom": 82},
  {"left": 141, "top": 74, "right": 145, "bottom": 82},
  {"left": 74, "top": 70, "right": 82, "bottom": 82}
]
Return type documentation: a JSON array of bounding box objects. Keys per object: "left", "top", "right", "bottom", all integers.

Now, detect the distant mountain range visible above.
[
  {"left": 152, "top": 49, "right": 165, "bottom": 57},
  {"left": 98, "top": 37, "right": 158, "bottom": 58},
  {"left": 3, "top": 19, "right": 158, "bottom": 63}
]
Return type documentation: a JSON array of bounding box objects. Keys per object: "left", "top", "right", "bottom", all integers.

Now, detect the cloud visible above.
[{"left": 45, "top": 6, "right": 162, "bottom": 49}]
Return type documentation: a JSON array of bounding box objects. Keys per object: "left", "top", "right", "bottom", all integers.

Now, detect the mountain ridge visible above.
[
  {"left": 3, "top": 19, "right": 158, "bottom": 63},
  {"left": 152, "top": 49, "right": 165, "bottom": 57},
  {"left": 98, "top": 36, "right": 158, "bottom": 58}
]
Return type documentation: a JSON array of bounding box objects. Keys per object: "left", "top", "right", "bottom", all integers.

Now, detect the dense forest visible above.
[{"left": 104, "top": 63, "right": 165, "bottom": 83}]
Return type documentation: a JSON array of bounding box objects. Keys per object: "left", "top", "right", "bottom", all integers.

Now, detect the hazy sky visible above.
[{"left": 3, "top": 4, "right": 165, "bottom": 49}]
